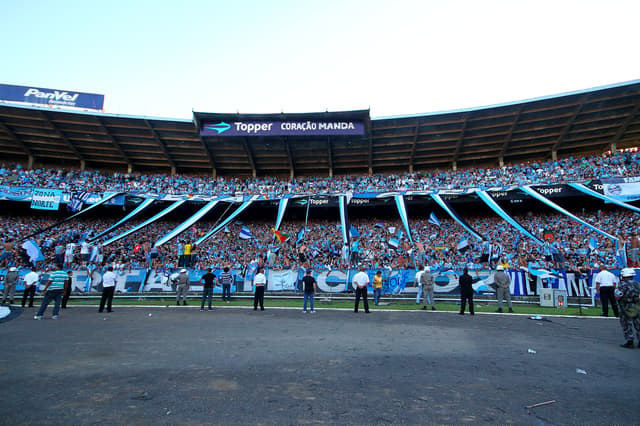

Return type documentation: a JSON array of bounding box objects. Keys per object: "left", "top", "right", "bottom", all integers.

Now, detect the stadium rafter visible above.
[{"left": 0, "top": 80, "right": 638, "bottom": 176}]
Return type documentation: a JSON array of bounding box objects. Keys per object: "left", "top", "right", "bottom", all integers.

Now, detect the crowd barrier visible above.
[{"left": 0, "top": 267, "right": 604, "bottom": 298}]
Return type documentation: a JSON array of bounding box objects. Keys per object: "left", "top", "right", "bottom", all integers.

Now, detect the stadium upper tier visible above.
[
  {"left": 0, "top": 80, "right": 639, "bottom": 176},
  {"left": 0, "top": 151, "right": 639, "bottom": 196}
]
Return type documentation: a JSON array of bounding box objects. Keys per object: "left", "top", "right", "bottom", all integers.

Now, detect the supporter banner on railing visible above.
[
  {"left": 30, "top": 188, "right": 62, "bottom": 210},
  {"left": 568, "top": 183, "right": 640, "bottom": 213},
  {"left": 600, "top": 177, "right": 640, "bottom": 202},
  {"left": 0, "top": 185, "right": 34, "bottom": 201},
  {"left": 0, "top": 83, "right": 104, "bottom": 110},
  {"left": 0, "top": 267, "right": 606, "bottom": 301}
]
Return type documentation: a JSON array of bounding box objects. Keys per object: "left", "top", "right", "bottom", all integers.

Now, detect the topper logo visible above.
[
  {"left": 203, "top": 122, "right": 231, "bottom": 134},
  {"left": 23, "top": 88, "right": 79, "bottom": 102}
]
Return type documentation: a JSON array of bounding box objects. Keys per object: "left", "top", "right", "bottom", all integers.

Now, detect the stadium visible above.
[
  {"left": 1, "top": 79, "right": 640, "bottom": 303},
  {"left": 2, "top": 80, "right": 640, "bottom": 425}
]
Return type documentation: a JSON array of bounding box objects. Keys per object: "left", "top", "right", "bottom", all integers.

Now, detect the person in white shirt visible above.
[
  {"left": 22, "top": 268, "right": 39, "bottom": 308},
  {"left": 594, "top": 264, "right": 619, "bottom": 317},
  {"left": 352, "top": 264, "right": 370, "bottom": 313},
  {"left": 415, "top": 265, "right": 425, "bottom": 304},
  {"left": 80, "top": 241, "right": 91, "bottom": 265},
  {"left": 99, "top": 266, "right": 117, "bottom": 313},
  {"left": 64, "top": 243, "right": 75, "bottom": 268},
  {"left": 253, "top": 267, "right": 266, "bottom": 311}
]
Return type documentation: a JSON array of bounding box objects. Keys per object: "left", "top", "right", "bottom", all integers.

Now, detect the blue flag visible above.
[
  {"left": 428, "top": 212, "right": 441, "bottom": 227},
  {"left": 239, "top": 226, "right": 253, "bottom": 240}
]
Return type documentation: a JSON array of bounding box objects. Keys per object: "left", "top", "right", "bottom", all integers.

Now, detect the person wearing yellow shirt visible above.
[
  {"left": 183, "top": 241, "right": 192, "bottom": 267},
  {"left": 373, "top": 270, "right": 383, "bottom": 306}
]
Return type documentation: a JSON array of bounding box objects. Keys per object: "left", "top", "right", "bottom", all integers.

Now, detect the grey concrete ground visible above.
[{"left": 0, "top": 305, "right": 638, "bottom": 425}]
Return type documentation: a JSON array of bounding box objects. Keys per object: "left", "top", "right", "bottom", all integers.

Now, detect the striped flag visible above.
[
  {"left": 457, "top": 237, "right": 470, "bottom": 252},
  {"left": 428, "top": 212, "right": 441, "bottom": 227},
  {"left": 239, "top": 226, "right": 253, "bottom": 240},
  {"left": 68, "top": 191, "right": 91, "bottom": 212},
  {"left": 388, "top": 238, "right": 400, "bottom": 249}
]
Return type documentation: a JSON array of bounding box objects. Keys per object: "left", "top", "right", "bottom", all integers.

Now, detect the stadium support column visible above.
[
  {"left": 610, "top": 142, "right": 617, "bottom": 153},
  {"left": 327, "top": 137, "right": 333, "bottom": 177},
  {"left": 368, "top": 133, "right": 373, "bottom": 176},
  {"left": 452, "top": 161, "right": 457, "bottom": 172},
  {"left": 80, "top": 159, "right": 86, "bottom": 170},
  {"left": 499, "top": 156, "right": 504, "bottom": 167},
  {"left": 552, "top": 150, "right": 557, "bottom": 161},
  {"left": 27, "top": 154, "right": 34, "bottom": 170}
]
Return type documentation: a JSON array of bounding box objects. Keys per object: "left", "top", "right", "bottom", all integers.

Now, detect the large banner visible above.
[
  {"left": 0, "top": 84, "right": 104, "bottom": 110},
  {"left": 201, "top": 119, "right": 365, "bottom": 137},
  {"left": 0, "top": 267, "right": 610, "bottom": 300},
  {"left": 30, "top": 188, "right": 62, "bottom": 210},
  {"left": 601, "top": 177, "right": 640, "bottom": 202}
]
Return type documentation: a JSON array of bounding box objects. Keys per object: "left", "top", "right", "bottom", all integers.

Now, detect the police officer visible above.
[{"left": 615, "top": 268, "right": 640, "bottom": 348}]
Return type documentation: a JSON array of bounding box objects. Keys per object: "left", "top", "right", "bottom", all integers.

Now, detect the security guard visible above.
[{"left": 615, "top": 268, "right": 640, "bottom": 348}]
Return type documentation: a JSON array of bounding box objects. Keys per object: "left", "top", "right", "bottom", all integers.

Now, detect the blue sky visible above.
[{"left": 2, "top": 0, "right": 639, "bottom": 119}]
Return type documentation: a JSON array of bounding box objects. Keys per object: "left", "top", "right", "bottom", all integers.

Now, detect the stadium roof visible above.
[{"left": 0, "top": 80, "right": 638, "bottom": 177}]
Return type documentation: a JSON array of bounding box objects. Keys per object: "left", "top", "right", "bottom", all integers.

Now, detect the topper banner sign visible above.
[
  {"left": 201, "top": 120, "right": 366, "bottom": 137},
  {"left": 0, "top": 84, "right": 104, "bottom": 110}
]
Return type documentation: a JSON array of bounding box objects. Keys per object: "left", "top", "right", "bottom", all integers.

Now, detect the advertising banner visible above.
[
  {"left": 30, "top": 188, "right": 62, "bottom": 210},
  {"left": 201, "top": 119, "right": 365, "bottom": 137},
  {"left": 0, "top": 84, "right": 104, "bottom": 110}
]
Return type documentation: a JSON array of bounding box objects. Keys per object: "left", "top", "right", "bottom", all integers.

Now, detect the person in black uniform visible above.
[
  {"left": 200, "top": 267, "right": 217, "bottom": 311},
  {"left": 458, "top": 267, "right": 474, "bottom": 315},
  {"left": 61, "top": 270, "right": 72, "bottom": 309}
]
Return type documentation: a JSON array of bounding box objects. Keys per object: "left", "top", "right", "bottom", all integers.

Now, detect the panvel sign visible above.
[
  {"left": 0, "top": 84, "right": 104, "bottom": 110},
  {"left": 201, "top": 119, "right": 365, "bottom": 137}
]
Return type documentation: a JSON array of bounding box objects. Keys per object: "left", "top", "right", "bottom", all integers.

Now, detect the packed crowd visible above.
[
  {"left": 1, "top": 203, "right": 638, "bottom": 275},
  {"left": 1, "top": 150, "right": 639, "bottom": 196}
]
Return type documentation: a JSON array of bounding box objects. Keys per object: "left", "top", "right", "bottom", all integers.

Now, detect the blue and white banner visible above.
[
  {"left": 521, "top": 185, "right": 619, "bottom": 242},
  {"left": 64, "top": 192, "right": 122, "bottom": 222},
  {"left": 154, "top": 200, "right": 219, "bottom": 247},
  {"left": 476, "top": 190, "right": 544, "bottom": 245},
  {"left": 104, "top": 200, "right": 186, "bottom": 246},
  {"left": 1, "top": 266, "right": 607, "bottom": 299},
  {"left": 394, "top": 195, "right": 413, "bottom": 244},
  {"left": 600, "top": 177, "right": 640, "bottom": 203},
  {"left": 430, "top": 193, "right": 484, "bottom": 241},
  {"left": 30, "top": 188, "right": 62, "bottom": 210},
  {"left": 89, "top": 198, "right": 156, "bottom": 242},
  {"left": 274, "top": 197, "right": 289, "bottom": 235},
  {"left": 569, "top": 182, "right": 640, "bottom": 212},
  {"left": 195, "top": 195, "right": 259, "bottom": 246},
  {"left": 21, "top": 240, "right": 45, "bottom": 264},
  {"left": 239, "top": 226, "right": 253, "bottom": 240},
  {"left": 0, "top": 186, "right": 32, "bottom": 201},
  {"left": 339, "top": 195, "right": 349, "bottom": 245}
]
